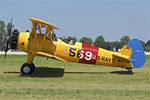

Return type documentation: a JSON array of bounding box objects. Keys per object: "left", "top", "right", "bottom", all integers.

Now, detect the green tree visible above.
[
  {"left": 1, "top": 22, "right": 15, "bottom": 50},
  {"left": 146, "top": 40, "right": 150, "bottom": 52},
  {"left": 146, "top": 47, "right": 150, "bottom": 52},
  {"left": 79, "top": 37, "right": 93, "bottom": 45},
  {"left": 146, "top": 40, "right": 150, "bottom": 47},
  {"left": 6, "top": 22, "right": 14, "bottom": 34},
  {"left": 72, "top": 37, "right": 78, "bottom": 43},
  {"left": 120, "top": 36, "right": 130, "bottom": 46},
  {"left": 0, "top": 20, "right": 6, "bottom": 50},
  {"left": 140, "top": 40, "right": 147, "bottom": 51},
  {"left": 94, "top": 35, "right": 105, "bottom": 47},
  {"left": 59, "top": 36, "right": 69, "bottom": 44},
  {"left": 111, "top": 41, "right": 122, "bottom": 51},
  {"left": 101, "top": 42, "right": 113, "bottom": 51}
]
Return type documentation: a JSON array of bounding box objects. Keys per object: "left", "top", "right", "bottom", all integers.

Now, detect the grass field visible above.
[{"left": 0, "top": 55, "right": 150, "bottom": 100}]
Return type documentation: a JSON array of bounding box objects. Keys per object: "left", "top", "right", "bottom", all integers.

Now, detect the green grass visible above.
[{"left": 0, "top": 55, "right": 150, "bottom": 100}]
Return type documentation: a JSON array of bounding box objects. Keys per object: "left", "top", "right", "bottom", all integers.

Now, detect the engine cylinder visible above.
[{"left": 10, "top": 29, "right": 19, "bottom": 49}]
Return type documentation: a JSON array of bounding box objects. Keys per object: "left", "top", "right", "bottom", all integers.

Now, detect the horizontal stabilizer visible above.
[{"left": 112, "top": 52, "right": 130, "bottom": 60}]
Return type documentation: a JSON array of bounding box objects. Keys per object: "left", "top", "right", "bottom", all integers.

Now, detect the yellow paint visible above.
[
  {"left": 36, "top": 52, "right": 67, "bottom": 62},
  {"left": 17, "top": 18, "right": 134, "bottom": 69},
  {"left": 54, "top": 39, "right": 82, "bottom": 62},
  {"left": 29, "top": 18, "right": 59, "bottom": 29},
  {"left": 119, "top": 44, "right": 132, "bottom": 57},
  {"left": 17, "top": 32, "right": 30, "bottom": 52}
]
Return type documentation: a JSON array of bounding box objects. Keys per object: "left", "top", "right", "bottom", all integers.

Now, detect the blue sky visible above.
[{"left": 0, "top": 0, "right": 150, "bottom": 42}]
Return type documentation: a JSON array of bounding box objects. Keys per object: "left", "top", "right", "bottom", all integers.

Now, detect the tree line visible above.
[
  {"left": 0, "top": 20, "right": 13, "bottom": 50},
  {"left": 60, "top": 36, "right": 150, "bottom": 52},
  {"left": 0, "top": 20, "right": 150, "bottom": 51}
]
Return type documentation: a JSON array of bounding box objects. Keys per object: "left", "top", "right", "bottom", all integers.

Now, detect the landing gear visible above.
[
  {"left": 20, "top": 63, "right": 35, "bottom": 74},
  {"left": 127, "top": 69, "right": 133, "bottom": 74},
  {"left": 31, "top": 63, "right": 35, "bottom": 73}
]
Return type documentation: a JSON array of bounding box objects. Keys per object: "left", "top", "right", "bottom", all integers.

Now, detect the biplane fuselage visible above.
[
  {"left": 13, "top": 18, "right": 145, "bottom": 74},
  {"left": 18, "top": 32, "right": 132, "bottom": 68}
]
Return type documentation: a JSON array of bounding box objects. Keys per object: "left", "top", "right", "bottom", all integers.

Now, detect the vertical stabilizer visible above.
[{"left": 127, "top": 39, "right": 145, "bottom": 68}]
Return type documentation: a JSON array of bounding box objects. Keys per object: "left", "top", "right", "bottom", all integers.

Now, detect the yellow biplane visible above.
[{"left": 4, "top": 18, "right": 145, "bottom": 74}]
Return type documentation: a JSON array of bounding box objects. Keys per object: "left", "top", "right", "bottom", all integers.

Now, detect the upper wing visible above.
[
  {"left": 36, "top": 52, "right": 66, "bottom": 62},
  {"left": 29, "top": 18, "right": 59, "bottom": 30}
]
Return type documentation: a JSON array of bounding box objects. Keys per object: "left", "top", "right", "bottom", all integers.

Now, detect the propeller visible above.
[{"left": 3, "top": 17, "right": 19, "bottom": 60}]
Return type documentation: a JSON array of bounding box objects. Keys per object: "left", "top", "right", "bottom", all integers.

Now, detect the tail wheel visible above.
[
  {"left": 20, "top": 63, "right": 35, "bottom": 74},
  {"left": 127, "top": 69, "right": 133, "bottom": 74}
]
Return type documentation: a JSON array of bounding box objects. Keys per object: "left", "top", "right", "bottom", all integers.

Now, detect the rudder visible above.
[{"left": 127, "top": 39, "right": 145, "bottom": 68}]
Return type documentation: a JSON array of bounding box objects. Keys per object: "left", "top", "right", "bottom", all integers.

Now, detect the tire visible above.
[
  {"left": 31, "top": 63, "right": 35, "bottom": 73},
  {"left": 128, "top": 69, "right": 133, "bottom": 74},
  {"left": 20, "top": 63, "right": 33, "bottom": 74}
]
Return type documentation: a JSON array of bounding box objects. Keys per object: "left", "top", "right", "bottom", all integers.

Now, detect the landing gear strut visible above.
[
  {"left": 127, "top": 69, "right": 133, "bottom": 74},
  {"left": 20, "top": 63, "right": 35, "bottom": 74}
]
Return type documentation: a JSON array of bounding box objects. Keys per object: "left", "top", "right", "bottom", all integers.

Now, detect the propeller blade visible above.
[
  {"left": 4, "top": 40, "right": 9, "bottom": 60},
  {"left": 8, "top": 17, "right": 13, "bottom": 36},
  {"left": 4, "top": 17, "right": 13, "bottom": 60}
]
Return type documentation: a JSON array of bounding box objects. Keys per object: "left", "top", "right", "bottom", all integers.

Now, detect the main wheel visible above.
[
  {"left": 21, "top": 63, "right": 34, "bottom": 74},
  {"left": 31, "top": 63, "right": 35, "bottom": 73}
]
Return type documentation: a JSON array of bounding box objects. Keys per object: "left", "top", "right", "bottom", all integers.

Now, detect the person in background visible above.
[{"left": 68, "top": 36, "right": 74, "bottom": 45}]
